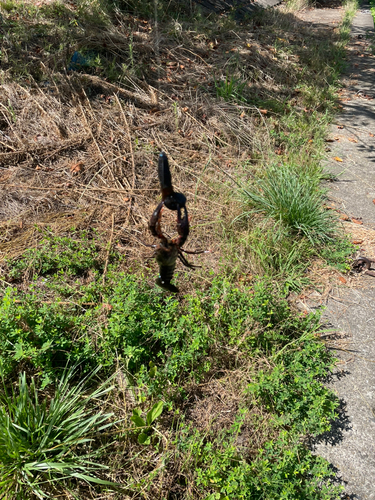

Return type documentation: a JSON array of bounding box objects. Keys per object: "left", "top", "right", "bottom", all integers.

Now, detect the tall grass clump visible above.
[
  {"left": 246, "top": 226, "right": 313, "bottom": 292},
  {"left": 0, "top": 367, "right": 117, "bottom": 499},
  {"left": 242, "top": 166, "right": 337, "bottom": 243}
]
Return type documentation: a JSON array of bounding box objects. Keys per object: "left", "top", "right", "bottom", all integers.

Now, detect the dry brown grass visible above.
[
  {"left": 0, "top": 71, "right": 255, "bottom": 278},
  {"left": 0, "top": 0, "right": 341, "bottom": 285}
]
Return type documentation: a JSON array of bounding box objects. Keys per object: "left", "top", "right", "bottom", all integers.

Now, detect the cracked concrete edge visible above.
[
  {"left": 309, "top": 4, "right": 375, "bottom": 500},
  {"left": 324, "top": 2, "right": 375, "bottom": 227}
]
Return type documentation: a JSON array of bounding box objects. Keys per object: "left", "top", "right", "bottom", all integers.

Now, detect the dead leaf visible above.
[
  {"left": 351, "top": 218, "right": 363, "bottom": 225},
  {"left": 373, "top": 199, "right": 375, "bottom": 205},
  {"left": 35, "top": 165, "right": 41, "bottom": 170},
  {"left": 370, "top": 133, "right": 374, "bottom": 137},
  {"left": 333, "top": 157, "right": 343, "bottom": 162},
  {"left": 338, "top": 276, "right": 347, "bottom": 284},
  {"left": 70, "top": 161, "right": 84, "bottom": 175},
  {"left": 340, "top": 214, "right": 349, "bottom": 221},
  {"left": 352, "top": 240, "right": 363, "bottom": 244},
  {"left": 348, "top": 137, "right": 358, "bottom": 143},
  {"left": 259, "top": 109, "right": 268, "bottom": 114}
]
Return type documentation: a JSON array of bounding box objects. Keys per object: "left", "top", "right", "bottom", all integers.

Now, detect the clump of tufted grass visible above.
[
  {"left": 0, "top": 367, "right": 117, "bottom": 499},
  {"left": 242, "top": 165, "right": 337, "bottom": 244}
]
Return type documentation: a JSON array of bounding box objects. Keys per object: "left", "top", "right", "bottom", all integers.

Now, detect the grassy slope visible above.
[{"left": 0, "top": 0, "right": 358, "bottom": 498}]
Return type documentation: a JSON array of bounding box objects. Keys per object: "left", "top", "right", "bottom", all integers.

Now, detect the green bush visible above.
[
  {"left": 0, "top": 288, "right": 96, "bottom": 384},
  {"left": 194, "top": 436, "right": 341, "bottom": 500},
  {"left": 247, "top": 333, "right": 337, "bottom": 436},
  {"left": 173, "top": 327, "right": 340, "bottom": 500}
]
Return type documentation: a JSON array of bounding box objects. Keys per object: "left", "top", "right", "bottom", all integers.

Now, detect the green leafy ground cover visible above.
[
  {"left": 0, "top": 0, "right": 358, "bottom": 498},
  {"left": 370, "top": 0, "right": 375, "bottom": 20},
  {"left": 1, "top": 236, "right": 342, "bottom": 499}
]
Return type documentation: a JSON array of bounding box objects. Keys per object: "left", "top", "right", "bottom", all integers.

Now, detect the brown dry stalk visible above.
[
  {"left": 1, "top": 184, "right": 128, "bottom": 206},
  {"left": 1, "top": 184, "right": 154, "bottom": 193},
  {"left": 78, "top": 104, "right": 112, "bottom": 187},
  {"left": 0, "top": 137, "right": 91, "bottom": 165},
  {"left": 114, "top": 94, "right": 136, "bottom": 191},
  {"left": 102, "top": 212, "right": 115, "bottom": 285},
  {"left": 73, "top": 74, "right": 159, "bottom": 110},
  {"left": 0, "top": 104, "right": 23, "bottom": 145},
  {"left": 0, "top": 139, "right": 16, "bottom": 151},
  {"left": 174, "top": 46, "right": 212, "bottom": 67},
  {"left": 79, "top": 193, "right": 127, "bottom": 207}
]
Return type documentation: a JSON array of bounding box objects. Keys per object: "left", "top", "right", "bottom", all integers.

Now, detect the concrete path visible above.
[
  {"left": 327, "top": 4, "right": 375, "bottom": 228},
  {"left": 299, "top": 3, "right": 375, "bottom": 499}
]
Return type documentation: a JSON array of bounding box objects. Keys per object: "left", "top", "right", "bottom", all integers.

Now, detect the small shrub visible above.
[
  {"left": 247, "top": 332, "right": 338, "bottom": 436},
  {"left": 131, "top": 401, "right": 164, "bottom": 445},
  {"left": 177, "top": 403, "right": 341, "bottom": 499},
  {"left": 214, "top": 74, "right": 247, "bottom": 102},
  {"left": 0, "top": 288, "right": 96, "bottom": 382}
]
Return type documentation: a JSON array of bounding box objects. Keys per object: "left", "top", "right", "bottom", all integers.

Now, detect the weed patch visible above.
[
  {"left": 320, "top": 235, "right": 355, "bottom": 273},
  {"left": 7, "top": 230, "right": 104, "bottom": 281},
  {"left": 1, "top": 236, "right": 343, "bottom": 498}
]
